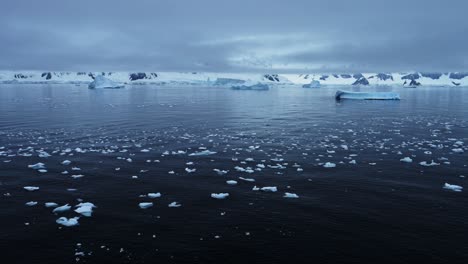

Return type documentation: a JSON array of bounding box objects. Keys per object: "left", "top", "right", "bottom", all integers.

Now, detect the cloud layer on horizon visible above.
[{"left": 1, "top": 0, "right": 467, "bottom": 73}]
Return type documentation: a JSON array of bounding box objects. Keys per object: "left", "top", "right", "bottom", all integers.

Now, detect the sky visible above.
[{"left": 1, "top": 0, "right": 467, "bottom": 73}]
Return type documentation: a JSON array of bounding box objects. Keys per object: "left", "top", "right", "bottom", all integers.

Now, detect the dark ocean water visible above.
[{"left": 0, "top": 84, "right": 467, "bottom": 264}]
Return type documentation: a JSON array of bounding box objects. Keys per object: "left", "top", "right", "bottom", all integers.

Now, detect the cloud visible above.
[{"left": 1, "top": 0, "right": 467, "bottom": 72}]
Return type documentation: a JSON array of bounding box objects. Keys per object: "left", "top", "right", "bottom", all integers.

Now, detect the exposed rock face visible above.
[
  {"left": 421, "top": 73, "right": 442, "bottom": 79},
  {"left": 129, "top": 72, "right": 158, "bottom": 81},
  {"left": 320, "top": 75, "right": 329, "bottom": 81},
  {"left": 41, "top": 72, "right": 52, "bottom": 80},
  {"left": 409, "top": 79, "right": 421, "bottom": 86},
  {"left": 352, "top": 77, "right": 369, "bottom": 85},
  {"left": 402, "top": 73, "right": 421, "bottom": 80},
  {"left": 449, "top": 72, "right": 468, "bottom": 80},
  {"left": 375, "top": 73, "right": 393, "bottom": 81},
  {"left": 263, "top": 74, "right": 280, "bottom": 82}
]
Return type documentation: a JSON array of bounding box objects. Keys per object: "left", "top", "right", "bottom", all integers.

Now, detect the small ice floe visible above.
[
  {"left": 147, "top": 193, "right": 161, "bottom": 198},
  {"left": 139, "top": 202, "right": 153, "bottom": 209},
  {"left": 323, "top": 162, "right": 336, "bottom": 168},
  {"left": 239, "top": 177, "right": 255, "bottom": 182},
  {"left": 185, "top": 168, "right": 196, "bottom": 173},
  {"left": 25, "top": 201, "right": 38, "bottom": 206},
  {"left": 443, "top": 183, "right": 463, "bottom": 192},
  {"left": 71, "top": 174, "right": 84, "bottom": 179},
  {"left": 53, "top": 204, "right": 72, "bottom": 213},
  {"left": 61, "top": 160, "right": 71, "bottom": 165},
  {"left": 211, "top": 193, "right": 229, "bottom": 199},
  {"left": 28, "top": 162, "right": 46, "bottom": 170},
  {"left": 38, "top": 151, "right": 51, "bottom": 158},
  {"left": 189, "top": 150, "right": 217, "bottom": 156},
  {"left": 45, "top": 202, "right": 58, "bottom": 208},
  {"left": 61, "top": 171, "right": 69, "bottom": 175},
  {"left": 140, "top": 149, "right": 150, "bottom": 153},
  {"left": 213, "top": 169, "right": 229, "bottom": 175},
  {"left": 400, "top": 157, "right": 413, "bottom": 163},
  {"left": 283, "top": 193, "right": 299, "bottom": 198},
  {"left": 126, "top": 158, "right": 132, "bottom": 163},
  {"left": 168, "top": 202, "right": 181, "bottom": 208},
  {"left": 56, "top": 217, "right": 80, "bottom": 227},
  {"left": 452, "top": 148, "right": 464, "bottom": 153},
  {"left": 24, "top": 186, "right": 39, "bottom": 191},
  {"left": 168, "top": 171, "right": 175, "bottom": 174},
  {"left": 419, "top": 160, "right": 440, "bottom": 167},
  {"left": 253, "top": 186, "right": 278, "bottom": 192},
  {"left": 71, "top": 167, "right": 81, "bottom": 171},
  {"left": 226, "top": 180, "right": 238, "bottom": 185},
  {"left": 349, "top": 160, "right": 357, "bottom": 164},
  {"left": 75, "top": 202, "right": 96, "bottom": 217}
]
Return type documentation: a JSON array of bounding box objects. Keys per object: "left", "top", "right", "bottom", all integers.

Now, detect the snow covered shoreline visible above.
[{"left": 1, "top": 71, "right": 468, "bottom": 87}]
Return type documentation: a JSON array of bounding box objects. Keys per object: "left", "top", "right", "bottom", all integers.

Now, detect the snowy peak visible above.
[{"left": 0, "top": 71, "right": 468, "bottom": 86}]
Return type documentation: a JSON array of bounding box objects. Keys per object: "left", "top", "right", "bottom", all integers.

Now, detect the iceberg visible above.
[
  {"left": 443, "top": 183, "right": 463, "bottom": 192},
  {"left": 302, "top": 80, "right": 321, "bottom": 88},
  {"left": 88, "top": 75, "right": 124, "bottom": 89},
  {"left": 335, "top": 90, "right": 400, "bottom": 100},
  {"left": 231, "top": 82, "right": 269, "bottom": 91}
]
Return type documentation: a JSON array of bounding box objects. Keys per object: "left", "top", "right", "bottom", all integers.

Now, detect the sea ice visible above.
[
  {"left": 75, "top": 202, "right": 96, "bottom": 217},
  {"left": 226, "top": 180, "right": 238, "bottom": 185},
  {"left": 147, "top": 193, "right": 162, "bottom": 198},
  {"left": 189, "top": 150, "right": 217, "bottom": 156},
  {"left": 211, "top": 193, "right": 229, "bottom": 199},
  {"left": 168, "top": 202, "right": 181, "bottom": 208},
  {"left": 139, "top": 202, "right": 153, "bottom": 209},
  {"left": 283, "top": 193, "right": 299, "bottom": 198},
  {"left": 323, "top": 162, "right": 336, "bottom": 168},
  {"left": 53, "top": 204, "right": 72, "bottom": 213},
  {"left": 443, "top": 183, "right": 463, "bottom": 192},
  {"left": 56, "top": 217, "right": 80, "bottom": 227},
  {"left": 24, "top": 186, "right": 39, "bottom": 191},
  {"left": 400, "top": 157, "right": 413, "bottom": 163}
]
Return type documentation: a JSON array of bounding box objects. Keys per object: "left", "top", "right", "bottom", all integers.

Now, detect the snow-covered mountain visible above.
[{"left": 1, "top": 71, "right": 467, "bottom": 87}]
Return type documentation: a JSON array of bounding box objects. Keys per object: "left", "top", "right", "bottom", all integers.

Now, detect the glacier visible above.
[
  {"left": 88, "top": 75, "right": 124, "bottom": 89},
  {"left": 335, "top": 90, "right": 400, "bottom": 100}
]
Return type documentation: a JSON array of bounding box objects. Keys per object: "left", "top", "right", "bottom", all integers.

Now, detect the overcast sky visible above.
[{"left": 1, "top": 0, "right": 467, "bottom": 73}]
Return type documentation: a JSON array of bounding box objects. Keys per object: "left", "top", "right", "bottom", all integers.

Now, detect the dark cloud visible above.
[{"left": 1, "top": 0, "right": 467, "bottom": 72}]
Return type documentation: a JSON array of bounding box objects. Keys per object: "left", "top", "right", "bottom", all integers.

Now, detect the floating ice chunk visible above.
[
  {"left": 323, "top": 162, "right": 336, "bottom": 168},
  {"left": 56, "top": 217, "right": 79, "bottom": 227},
  {"left": 61, "top": 160, "right": 71, "bottom": 165},
  {"left": 400, "top": 157, "right": 413, "bottom": 163},
  {"left": 335, "top": 90, "right": 400, "bottom": 100},
  {"left": 88, "top": 75, "right": 124, "bottom": 89},
  {"left": 252, "top": 186, "right": 260, "bottom": 191},
  {"left": 38, "top": 169, "right": 48, "bottom": 173},
  {"left": 38, "top": 151, "right": 51, "bottom": 158},
  {"left": 139, "top": 202, "right": 153, "bottom": 209},
  {"left": 71, "top": 174, "right": 84, "bottom": 179},
  {"left": 53, "top": 204, "right": 72, "bottom": 213},
  {"left": 443, "top": 183, "right": 463, "bottom": 192},
  {"left": 452, "top": 148, "right": 464, "bottom": 153},
  {"left": 185, "top": 168, "right": 196, "bottom": 173},
  {"left": 140, "top": 149, "right": 150, "bottom": 153},
  {"left": 260, "top": 186, "right": 277, "bottom": 192},
  {"left": 283, "top": 193, "right": 299, "bottom": 198},
  {"left": 147, "top": 193, "right": 161, "bottom": 198},
  {"left": 189, "top": 150, "right": 217, "bottom": 156},
  {"left": 226, "top": 180, "right": 238, "bottom": 185},
  {"left": 28, "top": 162, "right": 46, "bottom": 170},
  {"left": 75, "top": 202, "right": 96, "bottom": 217},
  {"left": 213, "top": 169, "right": 229, "bottom": 175},
  {"left": 45, "top": 202, "right": 58, "bottom": 208},
  {"left": 419, "top": 160, "right": 440, "bottom": 167},
  {"left": 168, "top": 202, "right": 181, "bottom": 208},
  {"left": 71, "top": 167, "right": 81, "bottom": 171},
  {"left": 24, "top": 186, "right": 39, "bottom": 191},
  {"left": 25, "top": 201, "right": 38, "bottom": 206},
  {"left": 239, "top": 177, "right": 255, "bottom": 182},
  {"left": 211, "top": 193, "right": 229, "bottom": 199}
]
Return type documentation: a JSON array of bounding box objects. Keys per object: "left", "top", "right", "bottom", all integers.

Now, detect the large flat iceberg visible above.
[
  {"left": 335, "top": 90, "right": 400, "bottom": 100},
  {"left": 88, "top": 75, "right": 124, "bottom": 89}
]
